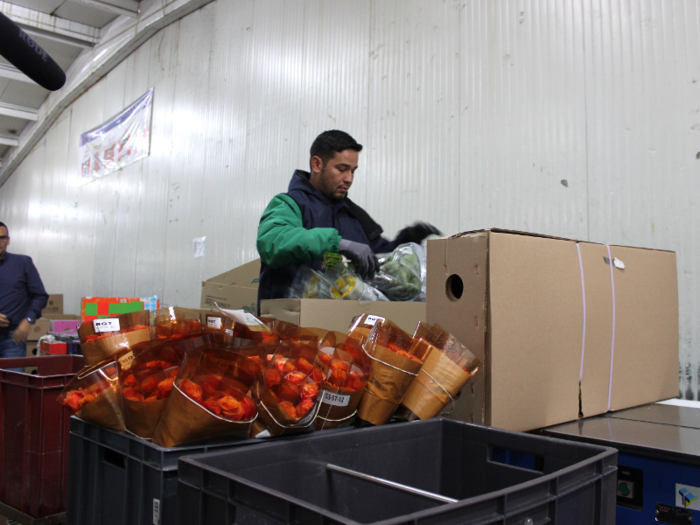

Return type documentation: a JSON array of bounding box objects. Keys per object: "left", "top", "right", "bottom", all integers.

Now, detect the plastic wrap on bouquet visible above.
[
  {"left": 315, "top": 335, "right": 371, "bottom": 430},
  {"left": 286, "top": 266, "right": 333, "bottom": 299},
  {"left": 57, "top": 360, "right": 125, "bottom": 432},
  {"left": 357, "top": 318, "right": 428, "bottom": 426},
  {"left": 368, "top": 242, "right": 427, "bottom": 301},
  {"left": 153, "top": 307, "right": 206, "bottom": 342},
  {"left": 399, "top": 323, "right": 481, "bottom": 420},
  {"left": 151, "top": 345, "right": 262, "bottom": 447},
  {"left": 250, "top": 334, "right": 326, "bottom": 438},
  {"left": 79, "top": 310, "right": 151, "bottom": 366},
  {"left": 116, "top": 340, "right": 183, "bottom": 438},
  {"left": 326, "top": 265, "right": 388, "bottom": 301}
]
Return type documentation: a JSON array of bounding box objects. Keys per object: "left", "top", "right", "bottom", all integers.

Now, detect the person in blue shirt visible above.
[{"left": 0, "top": 221, "right": 48, "bottom": 368}]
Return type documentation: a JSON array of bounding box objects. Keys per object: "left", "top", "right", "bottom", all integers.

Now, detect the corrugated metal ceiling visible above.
[{"left": 0, "top": 0, "right": 138, "bottom": 160}]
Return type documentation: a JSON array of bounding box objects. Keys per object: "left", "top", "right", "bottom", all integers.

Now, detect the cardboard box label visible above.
[{"left": 93, "top": 318, "right": 120, "bottom": 333}]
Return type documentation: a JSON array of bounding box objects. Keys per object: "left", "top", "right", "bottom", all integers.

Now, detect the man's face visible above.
[
  {"left": 0, "top": 226, "right": 8, "bottom": 259},
  {"left": 310, "top": 149, "right": 359, "bottom": 201}
]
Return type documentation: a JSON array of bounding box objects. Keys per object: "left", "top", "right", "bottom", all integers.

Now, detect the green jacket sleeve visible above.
[{"left": 257, "top": 194, "right": 341, "bottom": 269}]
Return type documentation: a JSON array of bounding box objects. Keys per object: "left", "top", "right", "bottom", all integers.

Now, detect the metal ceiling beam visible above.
[
  {"left": 0, "top": 64, "right": 33, "bottom": 84},
  {"left": 68, "top": 0, "right": 139, "bottom": 18},
  {"left": 0, "top": 102, "right": 39, "bottom": 121},
  {"left": 0, "top": 2, "right": 99, "bottom": 47},
  {"left": 0, "top": 134, "right": 19, "bottom": 147}
]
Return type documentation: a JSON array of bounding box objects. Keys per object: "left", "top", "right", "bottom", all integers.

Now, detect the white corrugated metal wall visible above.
[{"left": 0, "top": 0, "right": 697, "bottom": 397}]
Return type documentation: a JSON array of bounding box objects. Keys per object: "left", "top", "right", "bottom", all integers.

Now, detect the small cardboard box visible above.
[
  {"left": 28, "top": 314, "right": 82, "bottom": 342},
  {"left": 41, "top": 294, "right": 64, "bottom": 315},
  {"left": 200, "top": 283, "right": 258, "bottom": 314},
  {"left": 261, "top": 298, "right": 425, "bottom": 335},
  {"left": 427, "top": 229, "right": 679, "bottom": 432},
  {"left": 201, "top": 260, "right": 260, "bottom": 314}
]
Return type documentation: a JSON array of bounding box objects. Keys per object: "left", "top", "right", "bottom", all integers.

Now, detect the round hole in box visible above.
[{"left": 446, "top": 274, "right": 463, "bottom": 301}]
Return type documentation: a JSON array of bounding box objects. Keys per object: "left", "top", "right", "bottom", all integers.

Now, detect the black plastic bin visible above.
[
  {"left": 66, "top": 417, "right": 274, "bottom": 525},
  {"left": 178, "top": 418, "right": 617, "bottom": 525}
]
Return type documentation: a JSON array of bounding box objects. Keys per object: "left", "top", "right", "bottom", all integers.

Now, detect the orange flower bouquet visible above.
[
  {"left": 356, "top": 318, "right": 429, "bottom": 426},
  {"left": 250, "top": 335, "right": 326, "bottom": 438},
  {"left": 399, "top": 323, "right": 481, "bottom": 420},
  {"left": 151, "top": 345, "right": 262, "bottom": 447},
  {"left": 315, "top": 335, "right": 372, "bottom": 430},
  {"left": 116, "top": 341, "right": 183, "bottom": 438},
  {"left": 57, "top": 360, "right": 125, "bottom": 432},
  {"left": 153, "top": 307, "right": 206, "bottom": 342},
  {"left": 79, "top": 311, "right": 151, "bottom": 366}
]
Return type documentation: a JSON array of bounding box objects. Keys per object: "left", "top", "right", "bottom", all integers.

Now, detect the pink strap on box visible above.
[
  {"left": 606, "top": 245, "right": 617, "bottom": 411},
  {"left": 576, "top": 244, "right": 587, "bottom": 382}
]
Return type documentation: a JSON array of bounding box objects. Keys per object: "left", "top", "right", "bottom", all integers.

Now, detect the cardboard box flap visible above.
[
  {"left": 608, "top": 246, "right": 678, "bottom": 410},
  {"left": 488, "top": 232, "right": 582, "bottom": 431},
  {"left": 426, "top": 233, "right": 489, "bottom": 425},
  {"left": 450, "top": 228, "right": 583, "bottom": 244},
  {"left": 204, "top": 259, "right": 260, "bottom": 287}
]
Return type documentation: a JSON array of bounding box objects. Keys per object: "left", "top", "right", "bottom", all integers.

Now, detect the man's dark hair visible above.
[
  {"left": 310, "top": 130, "right": 363, "bottom": 167},
  {"left": 0, "top": 221, "right": 6, "bottom": 233}
]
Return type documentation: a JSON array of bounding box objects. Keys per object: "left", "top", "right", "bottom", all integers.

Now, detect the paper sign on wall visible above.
[{"left": 79, "top": 88, "right": 153, "bottom": 184}]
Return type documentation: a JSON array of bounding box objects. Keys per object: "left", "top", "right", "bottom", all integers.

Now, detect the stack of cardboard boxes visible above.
[{"left": 25, "top": 295, "right": 81, "bottom": 362}]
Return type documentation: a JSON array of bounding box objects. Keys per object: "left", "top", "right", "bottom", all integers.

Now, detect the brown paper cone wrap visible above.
[
  {"left": 254, "top": 386, "right": 317, "bottom": 438},
  {"left": 82, "top": 329, "right": 150, "bottom": 366},
  {"left": 315, "top": 386, "right": 364, "bottom": 430},
  {"left": 120, "top": 392, "right": 168, "bottom": 438},
  {"left": 75, "top": 386, "right": 126, "bottom": 432},
  {"left": 151, "top": 385, "right": 252, "bottom": 447},
  {"left": 401, "top": 350, "right": 473, "bottom": 420},
  {"left": 357, "top": 345, "right": 422, "bottom": 425}
]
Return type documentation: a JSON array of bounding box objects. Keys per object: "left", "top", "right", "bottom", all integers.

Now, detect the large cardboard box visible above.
[
  {"left": 427, "top": 229, "right": 679, "bottom": 432},
  {"left": 200, "top": 260, "right": 260, "bottom": 314},
  {"left": 261, "top": 298, "right": 425, "bottom": 335},
  {"left": 41, "top": 294, "right": 63, "bottom": 315}
]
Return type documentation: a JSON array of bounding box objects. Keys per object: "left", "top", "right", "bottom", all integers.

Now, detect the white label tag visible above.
[
  {"left": 225, "top": 328, "right": 234, "bottom": 336},
  {"left": 613, "top": 257, "right": 626, "bottom": 270},
  {"left": 217, "top": 307, "right": 264, "bottom": 327},
  {"left": 364, "top": 315, "right": 383, "bottom": 327},
  {"left": 153, "top": 498, "right": 161, "bottom": 524},
  {"left": 207, "top": 316, "right": 222, "bottom": 329},
  {"left": 321, "top": 390, "right": 351, "bottom": 407},
  {"left": 93, "top": 318, "right": 120, "bottom": 333}
]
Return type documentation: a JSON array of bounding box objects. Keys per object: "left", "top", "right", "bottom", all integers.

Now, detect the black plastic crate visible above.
[
  {"left": 178, "top": 418, "right": 617, "bottom": 525},
  {"left": 66, "top": 417, "right": 274, "bottom": 525}
]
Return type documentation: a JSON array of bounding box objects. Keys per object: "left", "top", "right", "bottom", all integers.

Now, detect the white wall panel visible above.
[{"left": 1, "top": 0, "right": 699, "bottom": 397}]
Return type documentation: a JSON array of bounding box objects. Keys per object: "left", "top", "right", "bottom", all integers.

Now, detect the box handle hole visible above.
[
  {"left": 490, "top": 446, "right": 544, "bottom": 472},
  {"left": 103, "top": 448, "right": 126, "bottom": 470},
  {"left": 446, "top": 274, "right": 464, "bottom": 301}
]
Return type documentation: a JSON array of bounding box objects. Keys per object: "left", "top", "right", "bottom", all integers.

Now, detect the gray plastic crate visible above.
[
  {"left": 178, "top": 418, "right": 617, "bottom": 525},
  {"left": 66, "top": 417, "right": 271, "bottom": 525}
]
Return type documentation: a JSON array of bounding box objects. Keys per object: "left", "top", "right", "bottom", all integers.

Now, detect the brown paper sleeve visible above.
[
  {"left": 151, "top": 386, "right": 251, "bottom": 448},
  {"left": 357, "top": 345, "right": 422, "bottom": 426},
  {"left": 83, "top": 329, "right": 151, "bottom": 366},
  {"left": 75, "top": 386, "right": 126, "bottom": 432},
  {"left": 401, "top": 350, "right": 472, "bottom": 420},
  {"left": 315, "top": 386, "right": 364, "bottom": 430},
  {"left": 119, "top": 392, "right": 168, "bottom": 439}
]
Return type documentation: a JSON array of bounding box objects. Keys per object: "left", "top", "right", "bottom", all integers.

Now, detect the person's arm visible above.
[
  {"left": 13, "top": 257, "right": 48, "bottom": 344},
  {"left": 257, "top": 194, "right": 341, "bottom": 269},
  {"left": 25, "top": 257, "right": 48, "bottom": 320}
]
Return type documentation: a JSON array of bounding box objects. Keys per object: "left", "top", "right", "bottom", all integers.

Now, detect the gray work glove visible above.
[
  {"left": 338, "top": 239, "right": 379, "bottom": 279},
  {"left": 395, "top": 222, "right": 442, "bottom": 245}
]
